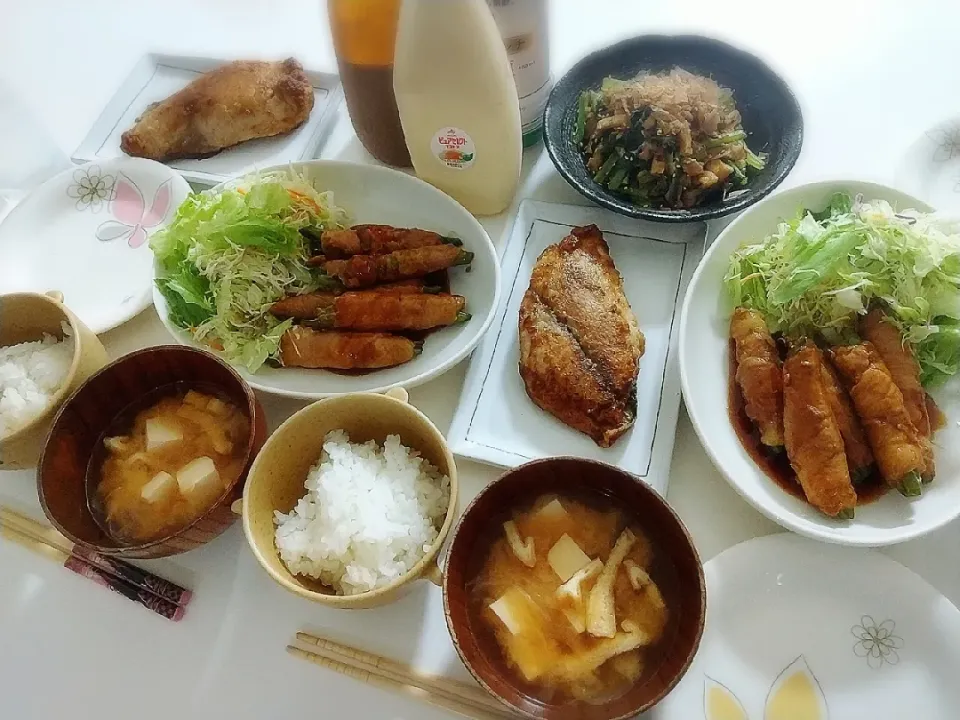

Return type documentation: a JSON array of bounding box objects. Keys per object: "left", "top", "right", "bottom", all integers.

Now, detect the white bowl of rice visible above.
[
  {"left": 241, "top": 387, "right": 458, "bottom": 608},
  {"left": 0, "top": 292, "right": 108, "bottom": 469}
]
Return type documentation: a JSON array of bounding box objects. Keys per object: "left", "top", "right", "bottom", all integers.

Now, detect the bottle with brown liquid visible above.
[{"left": 329, "top": 0, "right": 411, "bottom": 167}]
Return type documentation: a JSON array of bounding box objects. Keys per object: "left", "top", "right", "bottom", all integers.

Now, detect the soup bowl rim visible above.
[
  {"left": 441, "top": 455, "right": 706, "bottom": 719},
  {"left": 37, "top": 344, "right": 263, "bottom": 554}
]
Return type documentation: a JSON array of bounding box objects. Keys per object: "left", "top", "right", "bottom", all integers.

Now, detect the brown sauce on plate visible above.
[{"left": 727, "top": 340, "right": 887, "bottom": 506}]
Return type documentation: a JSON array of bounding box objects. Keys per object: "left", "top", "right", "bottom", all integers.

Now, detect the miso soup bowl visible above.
[
  {"left": 38, "top": 345, "right": 267, "bottom": 559},
  {"left": 242, "top": 387, "right": 459, "bottom": 609},
  {"left": 443, "top": 457, "right": 706, "bottom": 720},
  {"left": 0, "top": 292, "right": 108, "bottom": 470}
]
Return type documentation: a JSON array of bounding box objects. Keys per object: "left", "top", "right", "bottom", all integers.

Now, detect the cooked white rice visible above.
[
  {"left": 0, "top": 331, "right": 74, "bottom": 439},
  {"left": 274, "top": 430, "right": 451, "bottom": 596}
]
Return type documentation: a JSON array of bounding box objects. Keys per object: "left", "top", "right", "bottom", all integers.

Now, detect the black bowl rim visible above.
[
  {"left": 543, "top": 33, "right": 804, "bottom": 224},
  {"left": 441, "top": 456, "right": 707, "bottom": 719},
  {"left": 37, "top": 344, "right": 261, "bottom": 554}
]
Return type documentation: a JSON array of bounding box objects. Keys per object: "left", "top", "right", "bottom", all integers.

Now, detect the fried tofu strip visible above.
[
  {"left": 273, "top": 291, "right": 467, "bottom": 331},
  {"left": 830, "top": 343, "right": 925, "bottom": 496},
  {"left": 323, "top": 245, "right": 473, "bottom": 289},
  {"left": 730, "top": 308, "right": 784, "bottom": 448},
  {"left": 860, "top": 309, "right": 934, "bottom": 478},
  {"left": 279, "top": 327, "right": 420, "bottom": 369},
  {"left": 782, "top": 344, "right": 857, "bottom": 518},
  {"left": 820, "top": 359, "right": 874, "bottom": 479},
  {"left": 318, "top": 225, "right": 458, "bottom": 259}
]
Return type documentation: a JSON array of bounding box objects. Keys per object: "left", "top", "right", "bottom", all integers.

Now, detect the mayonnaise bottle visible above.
[{"left": 393, "top": 0, "right": 522, "bottom": 216}]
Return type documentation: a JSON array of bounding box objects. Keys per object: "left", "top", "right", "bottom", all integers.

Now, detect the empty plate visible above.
[
  {"left": 896, "top": 117, "right": 960, "bottom": 211},
  {"left": 654, "top": 534, "right": 960, "bottom": 720},
  {"left": 0, "top": 158, "right": 190, "bottom": 334}
]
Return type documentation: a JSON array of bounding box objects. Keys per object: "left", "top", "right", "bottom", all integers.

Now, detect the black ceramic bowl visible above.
[{"left": 543, "top": 35, "right": 803, "bottom": 223}]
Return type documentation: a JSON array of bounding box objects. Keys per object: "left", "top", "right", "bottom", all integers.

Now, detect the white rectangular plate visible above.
[
  {"left": 448, "top": 200, "right": 705, "bottom": 495},
  {"left": 72, "top": 54, "right": 343, "bottom": 187}
]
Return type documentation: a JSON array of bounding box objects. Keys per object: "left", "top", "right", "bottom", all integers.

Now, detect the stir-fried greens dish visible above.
[
  {"left": 725, "top": 193, "right": 960, "bottom": 517},
  {"left": 575, "top": 68, "right": 765, "bottom": 210},
  {"left": 151, "top": 171, "right": 474, "bottom": 374}
]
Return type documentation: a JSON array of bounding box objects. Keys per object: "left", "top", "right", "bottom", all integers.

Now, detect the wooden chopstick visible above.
[
  {"left": 290, "top": 633, "right": 515, "bottom": 719},
  {"left": 286, "top": 646, "right": 513, "bottom": 720},
  {"left": 294, "top": 631, "right": 508, "bottom": 714},
  {"left": 0, "top": 506, "right": 192, "bottom": 609}
]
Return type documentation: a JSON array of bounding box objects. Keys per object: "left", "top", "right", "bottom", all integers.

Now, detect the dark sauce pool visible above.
[
  {"left": 464, "top": 487, "right": 681, "bottom": 706},
  {"left": 727, "top": 340, "right": 889, "bottom": 506}
]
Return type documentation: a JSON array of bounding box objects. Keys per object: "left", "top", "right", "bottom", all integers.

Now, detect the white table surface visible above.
[{"left": 2, "top": 1, "right": 958, "bottom": 718}]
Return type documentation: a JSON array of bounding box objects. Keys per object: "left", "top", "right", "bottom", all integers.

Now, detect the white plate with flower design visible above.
[
  {"left": 0, "top": 158, "right": 190, "bottom": 334},
  {"left": 653, "top": 534, "right": 960, "bottom": 720},
  {"left": 896, "top": 117, "right": 960, "bottom": 211}
]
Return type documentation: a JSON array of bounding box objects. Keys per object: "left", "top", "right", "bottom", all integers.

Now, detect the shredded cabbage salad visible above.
[
  {"left": 724, "top": 192, "right": 960, "bottom": 387},
  {"left": 151, "top": 170, "right": 349, "bottom": 372}
]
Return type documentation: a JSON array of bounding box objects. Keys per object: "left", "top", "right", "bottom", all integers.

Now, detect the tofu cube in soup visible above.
[
  {"left": 145, "top": 418, "right": 182, "bottom": 451},
  {"left": 548, "top": 534, "right": 592, "bottom": 582},
  {"left": 176, "top": 456, "right": 221, "bottom": 496},
  {"left": 140, "top": 471, "right": 175, "bottom": 503}
]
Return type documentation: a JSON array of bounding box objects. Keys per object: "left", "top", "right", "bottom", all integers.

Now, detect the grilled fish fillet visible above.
[
  {"left": 120, "top": 59, "right": 314, "bottom": 162},
  {"left": 518, "top": 225, "right": 644, "bottom": 447}
]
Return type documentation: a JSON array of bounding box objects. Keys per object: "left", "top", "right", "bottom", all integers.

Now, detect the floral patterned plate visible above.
[
  {"left": 895, "top": 117, "right": 960, "bottom": 211},
  {"left": 652, "top": 534, "right": 960, "bottom": 720},
  {"left": 0, "top": 158, "right": 189, "bottom": 334}
]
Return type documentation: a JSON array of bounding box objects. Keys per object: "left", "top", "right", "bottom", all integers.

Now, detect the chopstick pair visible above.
[
  {"left": 289, "top": 632, "right": 516, "bottom": 720},
  {"left": 0, "top": 506, "right": 192, "bottom": 622}
]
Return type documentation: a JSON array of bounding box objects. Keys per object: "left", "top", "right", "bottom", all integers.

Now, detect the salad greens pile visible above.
[
  {"left": 725, "top": 192, "right": 960, "bottom": 386},
  {"left": 151, "top": 170, "right": 349, "bottom": 373}
]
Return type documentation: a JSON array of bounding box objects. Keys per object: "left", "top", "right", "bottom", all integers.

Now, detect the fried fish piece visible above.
[
  {"left": 279, "top": 327, "right": 420, "bottom": 370},
  {"left": 730, "top": 308, "right": 784, "bottom": 448},
  {"left": 273, "top": 291, "right": 467, "bottom": 331},
  {"left": 518, "top": 225, "right": 643, "bottom": 447},
  {"left": 860, "top": 309, "right": 934, "bottom": 478},
  {"left": 120, "top": 59, "right": 314, "bottom": 162},
  {"left": 782, "top": 343, "right": 857, "bottom": 518},
  {"left": 519, "top": 293, "right": 635, "bottom": 447},
  {"left": 830, "top": 343, "right": 926, "bottom": 496},
  {"left": 820, "top": 358, "right": 874, "bottom": 479},
  {"left": 323, "top": 245, "right": 473, "bottom": 289},
  {"left": 527, "top": 226, "right": 644, "bottom": 397},
  {"left": 318, "top": 226, "right": 460, "bottom": 259}
]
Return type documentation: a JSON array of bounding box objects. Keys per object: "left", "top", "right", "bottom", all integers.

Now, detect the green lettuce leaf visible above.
[
  {"left": 724, "top": 192, "right": 960, "bottom": 386},
  {"left": 150, "top": 170, "right": 349, "bottom": 372}
]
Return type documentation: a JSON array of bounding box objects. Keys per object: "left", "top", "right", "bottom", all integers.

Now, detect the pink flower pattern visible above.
[{"left": 96, "top": 173, "right": 172, "bottom": 248}]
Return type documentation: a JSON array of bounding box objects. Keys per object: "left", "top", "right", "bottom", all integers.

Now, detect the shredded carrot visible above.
[
  {"left": 288, "top": 189, "right": 321, "bottom": 214},
  {"left": 236, "top": 188, "right": 247, "bottom": 196}
]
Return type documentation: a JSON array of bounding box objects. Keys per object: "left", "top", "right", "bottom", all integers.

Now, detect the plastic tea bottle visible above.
[
  {"left": 328, "top": 0, "right": 411, "bottom": 167},
  {"left": 393, "top": 0, "right": 523, "bottom": 216},
  {"left": 487, "top": 0, "right": 552, "bottom": 148}
]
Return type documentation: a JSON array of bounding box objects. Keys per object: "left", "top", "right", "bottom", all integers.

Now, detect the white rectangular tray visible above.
[
  {"left": 448, "top": 200, "right": 705, "bottom": 496},
  {"left": 72, "top": 54, "right": 343, "bottom": 187}
]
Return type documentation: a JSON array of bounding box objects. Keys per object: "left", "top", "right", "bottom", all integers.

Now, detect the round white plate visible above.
[
  {"left": 679, "top": 180, "right": 960, "bottom": 546},
  {"left": 895, "top": 118, "right": 960, "bottom": 211},
  {"left": 655, "top": 534, "right": 960, "bottom": 720},
  {"left": 0, "top": 158, "right": 190, "bottom": 334},
  {"left": 152, "top": 160, "right": 501, "bottom": 399}
]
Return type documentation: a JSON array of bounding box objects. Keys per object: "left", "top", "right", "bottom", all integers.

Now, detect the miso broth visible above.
[
  {"left": 88, "top": 383, "right": 249, "bottom": 544},
  {"left": 467, "top": 492, "right": 677, "bottom": 705}
]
